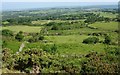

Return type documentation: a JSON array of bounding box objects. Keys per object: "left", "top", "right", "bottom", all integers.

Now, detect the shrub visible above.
[
  {"left": 39, "top": 35, "right": 44, "bottom": 40},
  {"left": 104, "top": 36, "right": 111, "bottom": 44},
  {"left": 2, "top": 48, "right": 12, "bottom": 62},
  {"left": 28, "top": 35, "right": 44, "bottom": 43},
  {"left": 51, "top": 25, "right": 59, "bottom": 30},
  {"left": 28, "top": 38, "right": 35, "bottom": 43},
  {"left": 43, "top": 44, "right": 57, "bottom": 53},
  {"left": 46, "top": 22, "right": 55, "bottom": 26},
  {"left": 2, "top": 29, "right": 13, "bottom": 36},
  {"left": 19, "top": 31, "right": 23, "bottom": 34},
  {"left": 80, "top": 52, "right": 119, "bottom": 73},
  {"left": 92, "top": 33, "right": 100, "bottom": 36},
  {"left": 82, "top": 37, "right": 99, "bottom": 44},
  {"left": 15, "top": 31, "right": 24, "bottom": 41},
  {"left": 28, "top": 37, "right": 38, "bottom": 43}
]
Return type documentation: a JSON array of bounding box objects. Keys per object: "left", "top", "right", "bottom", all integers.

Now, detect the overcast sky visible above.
[
  {"left": 2, "top": 0, "right": 120, "bottom": 2},
  {"left": 1, "top": 0, "right": 119, "bottom": 11}
]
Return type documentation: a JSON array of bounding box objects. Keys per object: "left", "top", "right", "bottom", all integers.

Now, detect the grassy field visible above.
[
  {"left": 44, "top": 35, "right": 106, "bottom": 54},
  {"left": 56, "top": 43, "right": 107, "bottom": 55},
  {"left": 45, "top": 35, "right": 104, "bottom": 44},
  {"left": 89, "top": 22, "right": 118, "bottom": 31},
  {"left": 5, "top": 41, "right": 22, "bottom": 53},
  {"left": 2, "top": 21, "right": 118, "bottom": 54},
  {"left": 16, "top": 34, "right": 106, "bottom": 55},
  {"left": 49, "top": 28, "right": 107, "bottom": 35},
  {"left": 1, "top": 21, "right": 118, "bottom": 54},
  {"left": 1, "top": 26, "right": 42, "bottom": 33}
]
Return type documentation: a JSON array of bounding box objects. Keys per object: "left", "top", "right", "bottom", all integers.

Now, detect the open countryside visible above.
[{"left": 1, "top": 3, "right": 119, "bottom": 74}]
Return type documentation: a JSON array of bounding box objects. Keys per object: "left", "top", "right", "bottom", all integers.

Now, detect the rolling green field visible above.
[
  {"left": 89, "top": 22, "right": 118, "bottom": 31},
  {"left": 2, "top": 21, "right": 118, "bottom": 54},
  {"left": 1, "top": 26, "right": 42, "bottom": 33},
  {"left": 45, "top": 35, "right": 106, "bottom": 55},
  {"left": 21, "top": 35, "right": 106, "bottom": 55}
]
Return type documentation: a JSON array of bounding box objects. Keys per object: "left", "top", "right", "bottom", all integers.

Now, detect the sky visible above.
[
  {"left": 1, "top": 0, "right": 119, "bottom": 11},
  {"left": 2, "top": 0, "right": 120, "bottom": 2}
]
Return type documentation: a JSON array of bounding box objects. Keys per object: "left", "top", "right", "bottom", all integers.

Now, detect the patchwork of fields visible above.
[{"left": 2, "top": 21, "right": 118, "bottom": 54}]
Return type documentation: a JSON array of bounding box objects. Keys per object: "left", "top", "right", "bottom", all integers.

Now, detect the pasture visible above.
[
  {"left": 2, "top": 21, "right": 118, "bottom": 54},
  {"left": 1, "top": 26, "right": 42, "bottom": 33},
  {"left": 89, "top": 22, "right": 118, "bottom": 31},
  {"left": 45, "top": 35, "right": 106, "bottom": 55}
]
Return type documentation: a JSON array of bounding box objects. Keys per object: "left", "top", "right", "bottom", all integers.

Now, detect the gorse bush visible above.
[
  {"left": 2, "top": 48, "right": 12, "bottom": 62},
  {"left": 82, "top": 37, "right": 99, "bottom": 44},
  {"left": 2, "top": 48, "right": 119, "bottom": 73},
  {"left": 80, "top": 52, "right": 119, "bottom": 73}
]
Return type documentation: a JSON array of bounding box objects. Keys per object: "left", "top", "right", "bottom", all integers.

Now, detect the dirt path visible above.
[{"left": 18, "top": 43, "right": 25, "bottom": 52}]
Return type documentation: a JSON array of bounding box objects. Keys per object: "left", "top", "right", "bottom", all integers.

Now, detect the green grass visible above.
[
  {"left": 45, "top": 35, "right": 88, "bottom": 44},
  {"left": 5, "top": 41, "right": 22, "bottom": 53},
  {"left": 56, "top": 43, "right": 107, "bottom": 55},
  {"left": 1, "top": 26, "right": 42, "bottom": 33},
  {"left": 89, "top": 22, "right": 118, "bottom": 31},
  {"left": 44, "top": 35, "right": 106, "bottom": 55},
  {"left": 19, "top": 34, "right": 107, "bottom": 55},
  {"left": 49, "top": 27, "right": 108, "bottom": 35},
  {"left": 1, "top": 21, "right": 118, "bottom": 55},
  {"left": 24, "top": 42, "right": 43, "bottom": 49}
]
